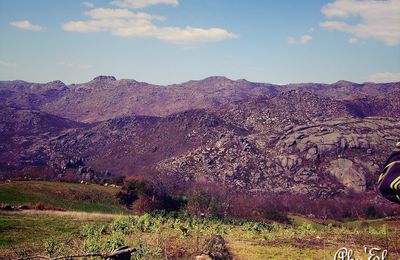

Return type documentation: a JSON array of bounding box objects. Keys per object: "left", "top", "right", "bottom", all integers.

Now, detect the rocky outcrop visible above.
[
  {"left": 328, "top": 159, "right": 366, "bottom": 192},
  {"left": 1, "top": 85, "right": 399, "bottom": 199},
  {"left": 156, "top": 117, "right": 400, "bottom": 198}
]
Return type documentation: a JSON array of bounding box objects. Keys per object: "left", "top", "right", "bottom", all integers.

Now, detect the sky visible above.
[{"left": 0, "top": 0, "right": 399, "bottom": 85}]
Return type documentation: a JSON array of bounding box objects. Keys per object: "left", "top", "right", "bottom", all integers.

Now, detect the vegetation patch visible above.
[{"left": 0, "top": 181, "right": 128, "bottom": 213}]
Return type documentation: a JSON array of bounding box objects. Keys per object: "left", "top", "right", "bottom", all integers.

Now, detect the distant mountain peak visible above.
[
  {"left": 47, "top": 80, "right": 66, "bottom": 88},
  {"left": 93, "top": 75, "right": 117, "bottom": 81},
  {"left": 334, "top": 80, "right": 356, "bottom": 85},
  {"left": 237, "top": 78, "right": 250, "bottom": 83},
  {"left": 202, "top": 76, "right": 232, "bottom": 82}
]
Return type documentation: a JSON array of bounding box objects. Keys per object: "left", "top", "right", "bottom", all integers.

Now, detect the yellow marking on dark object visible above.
[{"left": 390, "top": 176, "right": 400, "bottom": 189}]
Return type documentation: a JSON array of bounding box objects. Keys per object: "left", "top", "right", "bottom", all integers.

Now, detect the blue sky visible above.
[{"left": 0, "top": 0, "right": 399, "bottom": 84}]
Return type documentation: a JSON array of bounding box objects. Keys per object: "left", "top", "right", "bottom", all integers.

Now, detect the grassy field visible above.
[
  {"left": 0, "top": 211, "right": 114, "bottom": 257},
  {"left": 1, "top": 181, "right": 400, "bottom": 259},
  {"left": 0, "top": 181, "right": 128, "bottom": 213},
  {"left": 1, "top": 211, "right": 399, "bottom": 259}
]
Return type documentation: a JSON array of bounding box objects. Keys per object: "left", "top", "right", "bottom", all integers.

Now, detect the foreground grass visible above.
[
  {"left": 1, "top": 211, "right": 399, "bottom": 259},
  {"left": 1, "top": 182, "right": 399, "bottom": 259},
  {"left": 0, "top": 181, "right": 128, "bottom": 213},
  {"left": 0, "top": 211, "right": 115, "bottom": 257}
]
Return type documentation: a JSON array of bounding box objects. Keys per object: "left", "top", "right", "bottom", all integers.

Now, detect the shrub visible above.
[
  {"left": 365, "top": 205, "right": 383, "bottom": 219},
  {"left": 110, "top": 216, "right": 132, "bottom": 234},
  {"left": 82, "top": 234, "right": 102, "bottom": 253},
  {"left": 132, "top": 241, "right": 164, "bottom": 260},
  {"left": 106, "top": 231, "right": 125, "bottom": 252},
  {"left": 136, "top": 213, "right": 157, "bottom": 232},
  {"left": 202, "top": 235, "right": 232, "bottom": 260},
  {"left": 44, "top": 238, "right": 62, "bottom": 257},
  {"left": 133, "top": 195, "right": 158, "bottom": 214},
  {"left": 34, "top": 201, "right": 45, "bottom": 210},
  {"left": 297, "top": 223, "right": 314, "bottom": 233},
  {"left": 263, "top": 211, "right": 291, "bottom": 224},
  {"left": 81, "top": 225, "right": 103, "bottom": 253}
]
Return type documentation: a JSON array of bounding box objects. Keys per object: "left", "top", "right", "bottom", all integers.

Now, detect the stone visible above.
[
  {"left": 328, "top": 159, "right": 366, "bottom": 192},
  {"left": 305, "top": 147, "right": 318, "bottom": 161}
]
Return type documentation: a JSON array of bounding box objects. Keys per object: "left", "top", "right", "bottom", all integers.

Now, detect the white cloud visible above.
[
  {"left": 367, "top": 72, "right": 400, "bottom": 83},
  {"left": 320, "top": 0, "right": 400, "bottom": 46},
  {"left": 348, "top": 37, "right": 358, "bottom": 44},
  {"left": 111, "top": 0, "right": 178, "bottom": 9},
  {"left": 0, "top": 60, "right": 17, "bottom": 69},
  {"left": 152, "top": 27, "right": 238, "bottom": 44},
  {"left": 10, "top": 20, "right": 44, "bottom": 31},
  {"left": 84, "top": 8, "right": 164, "bottom": 20},
  {"left": 63, "top": 7, "right": 238, "bottom": 44},
  {"left": 83, "top": 1, "right": 95, "bottom": 8},
  {"left": 57, "top": 62, "right": 92, "bottom": 70},
  {"left": 299, "top": 35, "right": 312, "bottom": 44},
  {"left": 287, "top": 35, "right": 312, "bottom": 45}
]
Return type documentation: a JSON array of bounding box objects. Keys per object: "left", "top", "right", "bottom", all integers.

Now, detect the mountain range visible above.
[{"left": 1, "top": 76, "right": 399, "bottom": 199}]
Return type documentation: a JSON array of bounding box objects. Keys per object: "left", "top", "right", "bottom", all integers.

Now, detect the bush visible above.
[
  {"left": 136, "top": 213, "right": 157, "bottom": 232},
  {"left": 44, "top": 238, "right": 63, "bottom": 257},
  {"left": 132, "top": 240, "right": 164, "bottom": 260},
  {"left": 34, "top": 201, "right": 45, "bottom": 210},
  {"left": 81, "top": 225, "right": 103, "bottom": 253},
  {"left": 202, "top": 235, "right": 232, "bottom": 260},
  {"left": 133, "top": 195, "right": 158, "bottom": 214},
  {"left": 118, "top": 177, "right": 400, "bottom": 222},
  {"left": 263, "top": 211, "right": 291, "bottom": 224},
  {"left": 117, "top": 178, "right": 184, "bottom": 213},
  {"left": 110, "top": 216, "right": 132, "bottom": 234},
  {"left": 106, "top": 231, "right": 125, "bottom": 252},
  {"left": 365, "top": 205, "right": 383, "bottom": 219}
]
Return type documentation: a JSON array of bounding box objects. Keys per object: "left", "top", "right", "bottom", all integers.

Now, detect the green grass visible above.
[
  {"left": 227, "top": 241, "right": 338, "bottom": 260},
  {"left": 0, "top": 181, "right": 128, "bottom": 213},
  {"left": 1, "top": 181, "right": 399, "bottom": 259},
  {"left": 2, "top": 211, "right": 399, "bottom": 259},
  {"left": 0, "top": 211, "right": 114, "bottom": 257}
]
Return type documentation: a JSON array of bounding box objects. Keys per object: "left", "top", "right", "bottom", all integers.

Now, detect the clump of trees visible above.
[
  {"left": 116, "top": 177, "right": 185, "bottom": 214},
  {"left": 116, "top": 177, "right": 400, "bottom": 222}
]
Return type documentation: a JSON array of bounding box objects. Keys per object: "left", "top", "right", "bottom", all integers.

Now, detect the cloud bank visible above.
[
  {"left": 63, "top": 6, "right": 238, "bottom": 44},
  {"left": 83, "top": 2, "right": 95, "bottom": 8},
  {"left": 111, "top": 0, "right": 178, "bottom": 9},
  {"left": 10, "top": 20, "right": 44, "bottom": 31},
  {"left": 288, "top": 35, "right": 312, "bottom": 45},
  {"left": 320, "top": 0, "right": 400, "bottom": 46}
]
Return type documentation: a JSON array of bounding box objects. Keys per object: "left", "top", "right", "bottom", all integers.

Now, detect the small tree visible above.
[{"left": 116, "top": 177, "right": 184, "bottom": 213}]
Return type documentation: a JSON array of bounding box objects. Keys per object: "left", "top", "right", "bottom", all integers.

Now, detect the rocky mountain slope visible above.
[
  {"left": 345, "top": 90, "right": 400, "bottom": 118},
  {"left": 2, "top": 87, "right": 399, "bottom": 199},
  {"left": 1, "top": 76, "right": 399, "bottom": 122},
  {"left": 0, "top": 107, "right": 86, "bottom": 172},
  {"left": 158, "top": 116, "right": 399, "bottom": 198},
  {"left": 44, "top": 110, "right": 246, "bottom": 176}
]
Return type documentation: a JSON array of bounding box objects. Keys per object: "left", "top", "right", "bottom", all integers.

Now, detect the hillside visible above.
[
  {"left": 0, "top": 107, "right": 87, "bottom": 175},
  {"left": 1, "top": 90, "right": 399, "bottom": 199},
  {"left": 1, "top": 76, "right": 399, "bottom": 122},
  {"left": 44, "top": 109, "right": 246, "bottom": 176},
  {"left": 0, "top": 181, "right": 126, "bottom": 213},
  {"left": 283, "top": 80, "right": 400, "bottom": 100},
  {"left": 214, "top": 90, "right": 357, "bottom": 132},
  {"left": 345, "top": 90, "right": 400, "bottom": 118}
]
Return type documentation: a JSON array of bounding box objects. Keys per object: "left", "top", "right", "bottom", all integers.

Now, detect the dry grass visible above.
[{"left": 2, "top": 210, "right": 119, "bottom": 221}]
